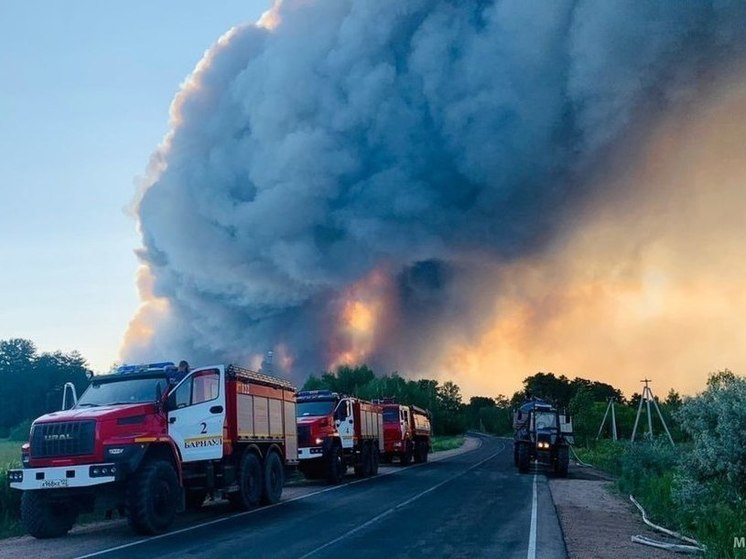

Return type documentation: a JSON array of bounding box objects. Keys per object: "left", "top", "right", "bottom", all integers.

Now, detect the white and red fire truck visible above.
[
  {"left": 8, "top": 362, "right": 297, "bottom": 538},
  {"left": 377, "top": 399, "right": 432, "bottom": 465},
  {"left": 295, "top": 390, "right": 383, "bottom": 483}
]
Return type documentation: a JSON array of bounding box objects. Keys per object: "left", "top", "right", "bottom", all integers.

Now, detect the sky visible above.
[
  {"left": 0, "top": 1, "right": 271, "bottom": 371},
  {"left": 2, "top": 1, "right": 745, "bottom": 403}
]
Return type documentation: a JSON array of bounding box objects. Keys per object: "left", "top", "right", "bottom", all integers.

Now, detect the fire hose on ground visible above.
[
  {"left": 569, "top": 444, "right": 592, "bottom": 467},
  {"left": 629, "top": 495, "right": 705, "bottom": 555}
]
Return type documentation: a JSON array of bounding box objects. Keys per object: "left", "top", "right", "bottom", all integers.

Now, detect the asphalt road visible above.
[{"left": 4, "top": 435, "right": 566, "bottom": 559}]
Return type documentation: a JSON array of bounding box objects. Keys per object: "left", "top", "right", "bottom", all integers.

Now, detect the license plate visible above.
[{"left": 41, "top": 479, "right": 69, "bottom": 488}]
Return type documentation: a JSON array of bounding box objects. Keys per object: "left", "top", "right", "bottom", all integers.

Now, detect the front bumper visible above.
[
  {"left": 8, "top": 463, "right": 118, "bottom": 491},
  {"left": 298, "top": 446, "right": 325, "bottom": 460}
]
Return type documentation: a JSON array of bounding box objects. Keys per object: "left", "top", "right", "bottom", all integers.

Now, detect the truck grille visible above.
[
  {"left": 30, "top": 421, "right": 96, "bottom": 458},
  {"left": 297, "top": 425, "right": 311, "bottom": 446}
]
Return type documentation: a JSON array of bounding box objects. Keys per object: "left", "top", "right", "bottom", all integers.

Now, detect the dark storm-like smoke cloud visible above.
[{"left": 125, "top": 0, "right": 746, "bottom": 380}]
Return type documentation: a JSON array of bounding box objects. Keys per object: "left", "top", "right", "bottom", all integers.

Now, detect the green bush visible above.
[
  {"left": 0, "top": 467, "right": 21, "bottom": 537},
  {"left": 618, "top": 438, "right": 678, "bottom": 526},
  {"left": 671, "top": 371, "right": 746, "bottom": 557}
]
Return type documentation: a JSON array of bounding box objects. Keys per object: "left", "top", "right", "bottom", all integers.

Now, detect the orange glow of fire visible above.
[{"left": 327, "top": 268, "right": 393, "bottom": 369}]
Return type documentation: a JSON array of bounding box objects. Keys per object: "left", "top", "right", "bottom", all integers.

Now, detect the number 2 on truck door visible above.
[{"left": 168, "top": 365, "right": 226, "bottom": 462}]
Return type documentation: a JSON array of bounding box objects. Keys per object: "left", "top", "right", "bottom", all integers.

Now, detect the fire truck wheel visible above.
[
  {"left": 185, "top": 489, "right": 207, "bottom": 510},
  {"left": 355, "top": 442, "right": 372, "bottom": 477},
  {"left": 127, "top": 460, "right": 179, "bottom": 534},
  {"left": 326, "top": 444, "right": 345, "bottom": 484},
  {"left": 517, "top": 442, "right": 530, "bottom": 474},
  {"left": 399, "top": 443, "right": 413, "bottom": 466},
  {"left": 21, "top": 492, "right": 77, "bottom": 538},
  {"left": 370, "top": 446, "right": 380, "bottom": 475},
  {"left": 300, "top": 462, "right": 324, "bottom": 480},
  {"left": 261, "top": 451, "right": 284, "bottom": 505},
  {"left": 413, "top": 441, "right": 425, "bottom": 464},
  {"left": 229, "top": 451, "right": 263, "bottom": 510}
]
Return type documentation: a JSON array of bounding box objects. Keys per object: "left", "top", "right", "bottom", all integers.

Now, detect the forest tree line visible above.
[
  {"left": 0, "top": 337, "right": 685, "bottom": 442},
  {"left": 303, "top": 366, "right": 686, "bottom": 440}
]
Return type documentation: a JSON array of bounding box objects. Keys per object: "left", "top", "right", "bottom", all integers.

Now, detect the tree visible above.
[{"left": 0, "top": 339, "right": 91, "bottom": 432}]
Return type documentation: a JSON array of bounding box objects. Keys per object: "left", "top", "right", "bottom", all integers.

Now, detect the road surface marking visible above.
[
  {"left": 527, "top": 473, "right": 537, "bottom": 559},
  {"left": 297, "top": 442, "right": 506, "bottom": 559},
  {"left": 73, "top": 437, "right": 485, "bottom": 559}
]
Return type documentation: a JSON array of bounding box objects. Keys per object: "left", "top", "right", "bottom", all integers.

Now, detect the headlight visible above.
[
  {"left": 314, "top": 437, "right": 324, "bottom": 445},
  {"left": 89, "top": 464, "right": 117, "bottom": 477},
  {"left": 8, "top": 471, "right": 23, "bottom": 483}
]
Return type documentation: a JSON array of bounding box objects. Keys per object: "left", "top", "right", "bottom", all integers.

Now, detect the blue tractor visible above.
[{"left": 513, "top": 399, "right": 573, "bottom": 477}]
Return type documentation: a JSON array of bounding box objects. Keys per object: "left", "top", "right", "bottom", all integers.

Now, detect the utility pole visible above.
[
  {"left": 596, "top": 397, "right": 618, "bottom": 441},
  {"left": 631, "top": 378, "right": 674, "bottom": 446}
]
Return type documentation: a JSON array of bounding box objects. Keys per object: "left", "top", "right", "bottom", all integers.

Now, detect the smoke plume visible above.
[{"left": 123, "top": 0, "right": 746, "bottom": 396}]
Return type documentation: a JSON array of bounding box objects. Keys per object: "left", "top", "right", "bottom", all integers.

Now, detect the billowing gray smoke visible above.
[{"left": 125, "top": 0, "right": 746, "bottom": 381}]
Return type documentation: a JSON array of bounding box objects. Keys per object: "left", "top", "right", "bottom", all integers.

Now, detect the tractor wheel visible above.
[
  {"left": 127, "top": 460, "right": 179, "bottom": 534},
  {"left": 21, "top": 492, "right": 77, "bottom": 538},
  {"left": 228, "top": 451, "right": 263, "bottom": 510},
  {"left": 261, "top": 450, "right": 284, "bottom": 505},
  {"left": 517, "top": 442, "right": 530, "bottom": 474},
  {"left": 556, "top": 446, "right": 569, "bottom": 478}
]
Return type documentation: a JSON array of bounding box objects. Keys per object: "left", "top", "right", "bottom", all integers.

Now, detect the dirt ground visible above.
[{"left": 550, "top": 466, "right": 689, "bottom": 559}]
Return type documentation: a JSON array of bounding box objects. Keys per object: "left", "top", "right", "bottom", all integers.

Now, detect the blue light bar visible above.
[{"left": 116, "top": 362, "right": 175, "bottom": 375}]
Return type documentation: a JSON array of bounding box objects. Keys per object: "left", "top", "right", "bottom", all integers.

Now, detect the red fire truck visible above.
[
  {"left": 377, "top": 400, "right": 432, "bottom": 465},
  {"left": 8, "top": 362, "right": 297, "bottom": 538},
  {"left": 296, "top": 390, "right": 383, "bottom": 483}
]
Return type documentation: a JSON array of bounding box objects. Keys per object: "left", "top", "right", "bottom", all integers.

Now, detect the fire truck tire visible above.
[
  {"left": 517, "top": 442, "right": 530, "bottom": 474},
  {"left": 371, "top": 445, "right": 380, "bottom": 475},
  {"left": 185, "top": 489, "right": 207, "bottom": 510},
  {"left": 261, "top": 451, "right": 284, "bottom": 505},
  {"left": 355, "top": 442, "right": 372, "bottom": 477},
  {"left": 414, "top": 441, "right": 428, "bottom": 464},
  {"left": 556, "top": 446, "right": 569, "bottom": 478},
  {"left": 399, "top": 443, "right": 413, "bottom": 466},
  {"left": 127, "top": 460, "right": 179, "bottom": 534},
  {"left": 229, "top": 451, "right": 263, "bottom": 510},
  {"left": 300, "top": 461, "right": 324, "bottom": 480},
  {"left": 21, "top": 492, "right": 77, "bottom": 538},
  {"left": 326, "top": 444, "right": 345, "bottom": 484}
]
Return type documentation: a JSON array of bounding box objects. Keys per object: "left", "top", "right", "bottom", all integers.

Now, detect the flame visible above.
[{"left": 327, "top": 268, "right": 393, "bottom": 369}]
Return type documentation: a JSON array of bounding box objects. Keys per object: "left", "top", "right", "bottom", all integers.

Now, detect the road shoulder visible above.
[{"left": 549, "top": 467, "right": 676, "bottom": 559}]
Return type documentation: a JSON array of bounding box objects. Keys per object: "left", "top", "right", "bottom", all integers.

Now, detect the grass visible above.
[
  {"left": 573, "top": 439, "right": 625, "bottom": 477},
  {"left": 0, "top": 440, "right": 22, "bottom": 539},
  {"left": 431, "top": 435, "right": 464, "bottom": 452},
  {"left": 0, "top": 440, "right": 21, "bottom": 467}
]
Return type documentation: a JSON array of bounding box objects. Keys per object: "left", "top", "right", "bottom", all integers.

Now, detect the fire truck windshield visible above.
[
  {"left": 76, "top": 376, "right": 169, "bottom": 407},
  {"left": 383, "top": 408, "right": 399, "bottom": 422},
  {"left": 296, "top": 400, "right": 335, "bottom": 417}
]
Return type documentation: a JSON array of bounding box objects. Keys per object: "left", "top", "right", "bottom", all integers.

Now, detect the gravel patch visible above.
[{"left": 550, "top": 468, "right": 684, "bottom": 559}]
